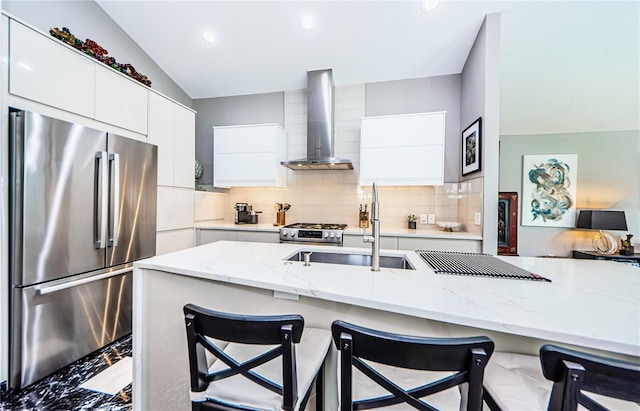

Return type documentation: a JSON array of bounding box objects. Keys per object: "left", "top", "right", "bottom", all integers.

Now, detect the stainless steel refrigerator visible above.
[{"left": 8, "top": 109, "right": 157, "bottom": 389}]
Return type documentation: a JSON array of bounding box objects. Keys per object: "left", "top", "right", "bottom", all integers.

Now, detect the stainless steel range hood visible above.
[{"left": 281, "top": 69, "right": 353, "bottom": 170}]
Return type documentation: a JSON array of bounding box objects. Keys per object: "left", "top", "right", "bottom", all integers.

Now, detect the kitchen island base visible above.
[{"left": 132, "top": 268, "right": 621, "bottom": 411}]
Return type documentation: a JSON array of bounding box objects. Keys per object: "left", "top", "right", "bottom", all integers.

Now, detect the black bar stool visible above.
[
  {"left": 483, "top": 344, "right": 640, "bottom": 411},
  {"left": 331, "top": 320, "right": 494, "bottom": 410},
  {"left": 184, "top": 303, "right": 331, "bottom": 410}
]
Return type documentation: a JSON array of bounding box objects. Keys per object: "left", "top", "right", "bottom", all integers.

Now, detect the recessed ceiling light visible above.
[
  {"left": 421, "top": 0, "right": 440, "bottom": 12},
  {"left": 301, "top": 15, "right": 314, "bottom": 30},
  {"left": 201, "top": 31, "right": 215, "bottom": 43}
]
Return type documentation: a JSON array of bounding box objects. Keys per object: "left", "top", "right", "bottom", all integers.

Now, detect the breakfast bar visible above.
[{"left": 132, "top": 241, "right": 640, "bottom": 410}]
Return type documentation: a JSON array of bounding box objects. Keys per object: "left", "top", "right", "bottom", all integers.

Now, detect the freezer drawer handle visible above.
[
  {"left": 35, "top": 267, "right": 132, "bottom": 295},
  {"left": 109, "top": 152, "right": 120, "bottom": 247},
  {"left": 95, "top": 151, "right": 108, "bottom": 249}
]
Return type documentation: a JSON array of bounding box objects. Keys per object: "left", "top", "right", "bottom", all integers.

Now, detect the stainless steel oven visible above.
[{"left": 279, "top": 223, "right": 347, "bottom": 246}]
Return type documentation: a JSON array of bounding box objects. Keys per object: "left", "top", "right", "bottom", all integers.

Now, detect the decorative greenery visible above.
[
  {"left": 407, "top": 214, "right": 417, "bottom": 222},
  {"left": 195, "top": 159, "right": 204, "bottom": 180},
  {"left": 49, "top": 26, "right": 151, "bottom": 87}
]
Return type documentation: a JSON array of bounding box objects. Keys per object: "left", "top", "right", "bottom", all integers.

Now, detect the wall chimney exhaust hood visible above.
[{"left": 281, "top": 69, "right": 353, "bottom": 170}]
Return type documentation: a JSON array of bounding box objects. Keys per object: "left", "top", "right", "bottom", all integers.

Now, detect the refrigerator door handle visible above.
[
  {"left": 35, "top": 267, "right": 133, "bottom": 295},
  {"left": 109, "top": 152, "right": 120, "bottom": 247},
  {"left": 95, "top": 151, "right": 108, "bottom": 249}
]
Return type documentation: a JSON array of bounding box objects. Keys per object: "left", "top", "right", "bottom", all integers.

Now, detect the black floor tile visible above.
[{"left": 1, "top": 334, "right": 132, "bottom": 411}]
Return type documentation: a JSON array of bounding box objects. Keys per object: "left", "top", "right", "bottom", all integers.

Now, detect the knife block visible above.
[{"left": 359, "top": 211, "right": 369, "bottom": 228}]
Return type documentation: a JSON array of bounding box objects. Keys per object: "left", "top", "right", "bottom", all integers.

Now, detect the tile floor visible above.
[{"left": 1, "top": 334, "right": 132, "bottom": 411}]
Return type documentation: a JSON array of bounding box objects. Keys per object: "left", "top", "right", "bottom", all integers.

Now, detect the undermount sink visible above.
[{"left": 286, "top": 250, "right": 415, "bottom": 270}]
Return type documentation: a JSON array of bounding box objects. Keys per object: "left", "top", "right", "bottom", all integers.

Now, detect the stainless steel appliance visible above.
[
  {"left": 235, "top": 202, "right": 260, "bottom": 224},
  {"left": 281, "top": 69, "right": 353, "bottom": 170},
  {"left": 8, "top": 109, "right": 157, "bottom": 389},
  {"left": 279, "top": 223, "right": 347, "bottom": 246}
]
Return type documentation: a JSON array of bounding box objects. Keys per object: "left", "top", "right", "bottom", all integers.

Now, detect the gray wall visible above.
[
  {"left": 500, "top": 131, "right": 640, "bottom": 257},
  {"left": 461, "top": 14, "right": 501, "bottom": 255},
  {"left": 365, "top": 75, "right": 461, "bottom": 183},
  {"left": 2, "top": 0, "right": 192, "bottom": 107},
  {"left": 193, "top": 92, "right": 284, "bottom": 185}
]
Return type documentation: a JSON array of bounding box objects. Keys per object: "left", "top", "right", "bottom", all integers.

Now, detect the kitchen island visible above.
[{"left": 132, "top": 241, "right": 639, "bottom": 411}]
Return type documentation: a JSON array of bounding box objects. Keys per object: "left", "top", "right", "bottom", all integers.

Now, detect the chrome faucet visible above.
[{"left": 363, "top": 182, "right": 380, "bottom": 271}]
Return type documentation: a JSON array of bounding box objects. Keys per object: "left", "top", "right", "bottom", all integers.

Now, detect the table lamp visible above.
[{"left": 576, "top": 210, "right": 628, "bottom": 255}]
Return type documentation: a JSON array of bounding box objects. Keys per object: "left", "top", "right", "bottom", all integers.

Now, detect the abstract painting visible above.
[{"left": 521, "top": 154, "right": 578, "bottom": 227}]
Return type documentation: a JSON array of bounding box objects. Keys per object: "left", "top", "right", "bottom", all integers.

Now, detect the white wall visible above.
[
  {"left": 500, "top": 1, "right": 639, "bottom": 135},
  {"left": 498, "top": 2, "right": 640, "bottom": 257}
]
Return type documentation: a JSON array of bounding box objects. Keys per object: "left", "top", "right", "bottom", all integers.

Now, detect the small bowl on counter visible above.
[{"left": 437, "top": 221, "right": 462, "bottom": 232}]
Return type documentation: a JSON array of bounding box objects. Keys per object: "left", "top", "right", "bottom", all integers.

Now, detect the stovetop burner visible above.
[{"left": 284, "top": 223, "right": 347, "bottom": 230}]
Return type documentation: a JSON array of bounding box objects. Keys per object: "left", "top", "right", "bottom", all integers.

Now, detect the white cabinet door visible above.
[
  {"left": 148, "top": 92, "right": 195, "bottom": 188},
  {"left": 360, "top": 112, "right": 445, "bottom": 186},
  {"left": 213, "top": 124, "right": 287, "bottom": 187},
  {"left": 156, "top": 187, "right": 195, "bottom": 231},
  {"left": 173, "top": 105, "right": 195, "bottom": 188},
  {"left": 156, "top": 229, "right": 194, "bottom": 255},
  {"left": 95, "top": 65, "right": 148, "bottom": 135},
  {"left": 9, "top": 20, "right": 95, "bottom": 118},
  {"left": 148, "top": 92, "right": 175, "bottom": 186}
]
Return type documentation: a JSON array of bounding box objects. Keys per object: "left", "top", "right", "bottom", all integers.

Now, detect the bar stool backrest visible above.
[
  {"left": 184, "top": 303, "right": 305, "bottom": 410},
  {"left": 540, "top": 344, "right": 640, "bottom": 411},
  {"left": 332, "top": 320, "right": 495, "bottom": 411}
]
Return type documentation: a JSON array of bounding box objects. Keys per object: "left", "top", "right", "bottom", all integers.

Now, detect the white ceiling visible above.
[
  {"left": 96, "top": 0, "right": 639, "bottom": 133},
  {"left": 94, "top": 0, "right": 511, "bottom": 99}
]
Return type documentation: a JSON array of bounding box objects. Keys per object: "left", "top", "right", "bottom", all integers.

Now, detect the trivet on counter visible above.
[{"left": 416, "top": 250, "right": 551, "bottom": 282}]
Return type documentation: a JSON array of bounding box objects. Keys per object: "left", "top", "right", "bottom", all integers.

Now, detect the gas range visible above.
[{"left": 279, "top": 223, "right": 347, "bottom": 246}]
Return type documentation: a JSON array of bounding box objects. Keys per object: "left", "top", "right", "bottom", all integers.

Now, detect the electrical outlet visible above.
[
  {"left": 474, "top": 212, "right": 482, "bottom": 225},
  {"left": 420, "top": 214, "right": 428, "bottom": 224},
  {"left": 428, "top": 214, "right": 436, "bottom": 224}
]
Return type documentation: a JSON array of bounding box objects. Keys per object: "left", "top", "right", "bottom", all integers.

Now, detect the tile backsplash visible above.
[{"left": 221, "top": 84, "right": 483, "bottom": 235}]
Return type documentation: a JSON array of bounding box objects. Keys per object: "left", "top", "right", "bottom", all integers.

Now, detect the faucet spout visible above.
[{"left": 363, "top": 182, "right": 380, "bottom": 271}]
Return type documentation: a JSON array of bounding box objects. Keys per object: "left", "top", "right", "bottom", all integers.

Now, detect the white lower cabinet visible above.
[
  {"left": 197, "top": 229, "right": 279, "bottom": 245},
  {"left": 156, "top": 229, "right": 195, "bottom": 255},
  {"left": 213, "top": 124, "right": 287, "bottom": 187},
  {"left": 156, "top": 187, "right": 195, "bottom": 232},
  {"left": 360, "top": 112, "right": 445, "bottom": 186},
  {"left": 343, "top": 234, "right": 481, "bottom": 253},
  {"left": 343, "top": 235, "right": 398, "bottom": 250},
  {"left": 397, "top": 237, "right": 481, "bottom": 253}
]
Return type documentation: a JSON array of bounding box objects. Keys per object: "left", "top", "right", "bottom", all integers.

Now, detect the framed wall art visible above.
[
  {"left": 461, "top": 117, "right": 482, "bottom": 176},
  {"left": 521, "top": 154, "right": 578, "bottom": 227},
  {"left": 498, "top": 192, "right": 518, "bottom": 256}
]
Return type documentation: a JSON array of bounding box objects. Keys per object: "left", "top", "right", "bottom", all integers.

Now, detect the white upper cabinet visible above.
[
  {"left": 360, "top": 112, "right": 446, "bottom": 186},
  {"left": 9, "top": 20, "right": 96, "bottom": 118},
  {"left": 148, "top": 91, "right": 195, "bottom": 188},
  {"left": 213, "top": 124, "right": 287, "bottom": 187},
  {"left": 95, "top": 65, "right": 148, "bottom": 135},
  {"left": 173, "top": 105, "right": 196, "bottom": 188},
  {"left": 8, "top": 18, "right": 148, "bottom": 137},
  {"left": 148, "top": 92, "right": 175, "bottom": 186}
]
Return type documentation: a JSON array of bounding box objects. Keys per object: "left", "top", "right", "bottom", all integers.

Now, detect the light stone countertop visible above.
[
  {"left": 194, "top": 221, "right": 482, "bottom": 240},
  {"left": 135, "top": 241, "right": 640, "bottom": 357}
]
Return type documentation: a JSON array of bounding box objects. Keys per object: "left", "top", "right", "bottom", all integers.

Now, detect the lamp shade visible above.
[{"left": 576, "top": 210, "right": 628, "bottom": 231}]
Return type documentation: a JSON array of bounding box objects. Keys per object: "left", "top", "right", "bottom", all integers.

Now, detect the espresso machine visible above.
[{"left": 235, "top": 203, "right": 261, "bottom": 224}]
